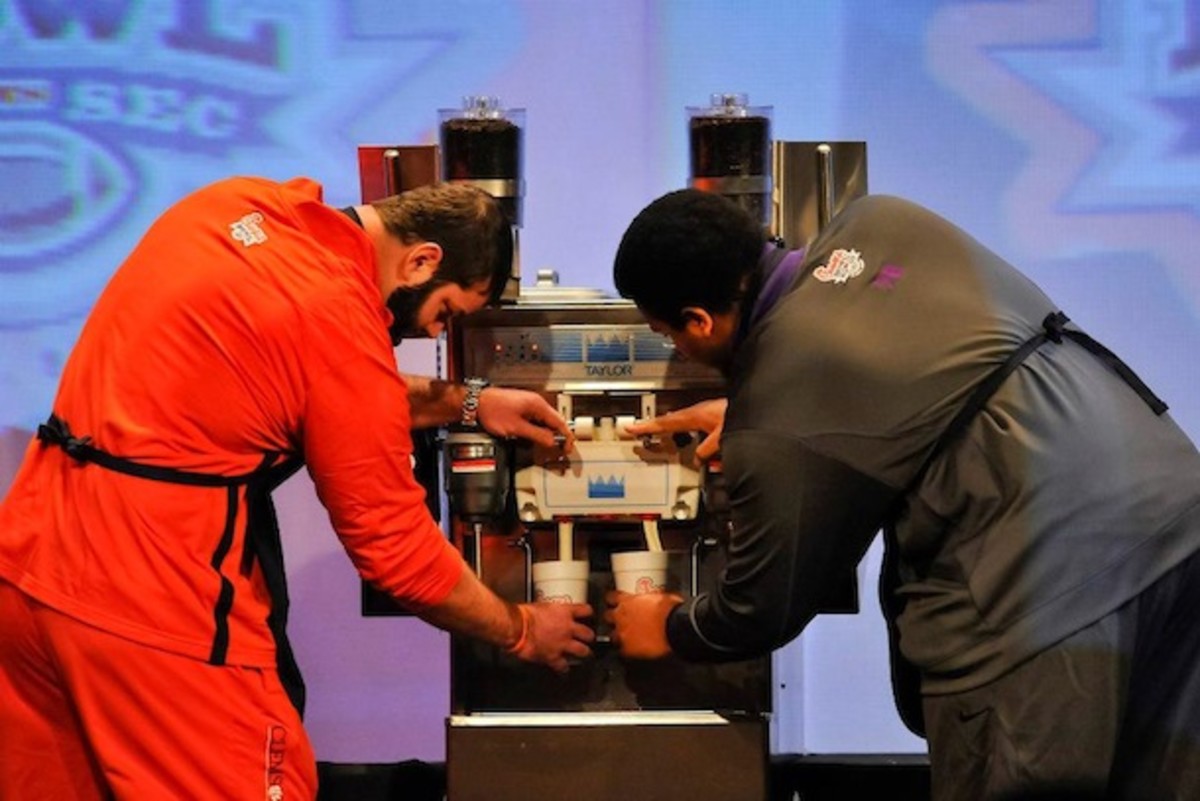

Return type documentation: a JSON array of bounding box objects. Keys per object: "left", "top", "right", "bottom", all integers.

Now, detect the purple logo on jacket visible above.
[{"left": 871, "top": 264, "right": 904, "bottom": 290}]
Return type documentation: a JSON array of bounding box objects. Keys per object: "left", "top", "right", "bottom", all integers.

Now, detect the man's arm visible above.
[
  {"left": 624, "top": 398, "right": 727, "bottom": 463},
  {"left": 418, "top": 564, "right": 595, "bottom": 673},
  {"left": 303, "top": 347, "right": 592, "bottom": 671},
  {"left": 671, "top": 430, "right": 897, "bottom": 660},
  {"left": 401, "top": 373, "right": 572, "bottom": 449},
  {"left": 399, "top": 374, "right": 463, "bottom": 429},
  {"left": 610, "top": 430, "right": 897, "bottom": 662}
]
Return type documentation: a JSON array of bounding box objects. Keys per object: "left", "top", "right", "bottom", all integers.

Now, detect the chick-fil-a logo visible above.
[{"left": 634, "top": 577, "right": 663, "bottom": 594}]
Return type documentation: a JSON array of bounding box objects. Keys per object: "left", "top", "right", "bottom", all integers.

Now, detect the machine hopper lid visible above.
[{"left": 517, "top": 269, "right": 619, "bottom": 305}]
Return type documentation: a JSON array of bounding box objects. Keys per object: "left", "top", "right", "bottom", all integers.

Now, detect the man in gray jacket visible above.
[{"left": 606, "top": 189, "right": 1200, "bottom": 801}]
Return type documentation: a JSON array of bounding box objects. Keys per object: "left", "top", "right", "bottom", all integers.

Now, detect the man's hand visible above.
[
  {"left": 418, "top": 565, "right": 592, "bottom": 673},
  {"left": 603, "top": 590, "right": 684, "bottom": 660},
  {"left": 509, "top": 602, "right": 595, "bottom": 673},
  {"left": 625, "top": 398, "right": 727, "bottom": 463},
  {"left": 477, "top": 387, "right": 574, "bottom": 450}
]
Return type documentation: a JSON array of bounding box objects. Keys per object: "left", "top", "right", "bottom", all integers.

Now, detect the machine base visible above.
[{"left": 446, "top": 712, "right": 768, "bottom": 801}]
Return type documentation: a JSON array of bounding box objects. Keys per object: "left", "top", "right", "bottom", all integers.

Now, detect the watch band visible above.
[{"left": 461, "top": 377, "right": 489, "bottom": 428}]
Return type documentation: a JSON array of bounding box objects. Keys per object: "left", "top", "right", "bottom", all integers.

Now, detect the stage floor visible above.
[{"left": 317, "top": 753, "right": 931, "bottom": 801}]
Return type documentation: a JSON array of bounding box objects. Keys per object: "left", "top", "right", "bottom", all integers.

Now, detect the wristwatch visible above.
[{"left": 461, "top": 377, "right": 489, "bottom": 428}]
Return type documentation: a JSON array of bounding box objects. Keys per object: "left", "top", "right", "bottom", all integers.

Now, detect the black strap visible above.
[
  {"left": 881, "top": 310, "right": 1168, "bottom": 738},
  {"left": 1052, "top": 312, "right": 1168, "bottom": 415},
  {"left": 37, "top": 414, "right": 308, "bottom": 714},
  {"left": 244, "top": 457, "right": 306, "bottom": 714},
  {"left": 904, "top": 312, "right": 1166, "bottom": 501},
  {"left": 37, "top": 415, "right": 276, "bottom": 487},
  {"left": 208, "top": 483, "right": 243, "bottom": 666}
]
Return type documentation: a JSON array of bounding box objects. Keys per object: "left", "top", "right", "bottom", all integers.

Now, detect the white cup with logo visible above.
[
  {"left": 532, "top": 560, "right": 590, "bottom": 604},
  {"left": 611, "top": 550, "right": 670, "bottom": 595}
]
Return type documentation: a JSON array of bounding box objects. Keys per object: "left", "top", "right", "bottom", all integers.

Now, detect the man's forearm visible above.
[
  {"left": 417, "top": 563, "right": 524, "bottom": 649},
  {"left": 402, "top": 374, "right": 467, "bottom": 430}
]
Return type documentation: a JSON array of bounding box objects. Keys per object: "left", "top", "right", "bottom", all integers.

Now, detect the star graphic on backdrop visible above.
[
  {"left": 925, "top": 0, "right": 1200, "bottom": 301},
  {"left": 993, "top": 0, "right": 1200, "bottom": 212}
]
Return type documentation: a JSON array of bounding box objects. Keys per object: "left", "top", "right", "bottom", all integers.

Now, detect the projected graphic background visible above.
[{"left": 2, "top": 0, "right": 1198, "bottom": 762}]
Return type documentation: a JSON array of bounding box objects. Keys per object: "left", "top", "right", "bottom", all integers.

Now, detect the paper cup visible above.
[
  {"left": 532, "top": 560, "right": 590, "bottom": 604},
  {"left": 611, "top": 550, "right": 670, "bottom": 595}
]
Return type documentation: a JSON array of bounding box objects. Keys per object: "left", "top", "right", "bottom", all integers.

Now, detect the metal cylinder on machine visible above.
[
  {"left": 444, "top": 429, "right": 510, "bottom": 522},
  {"left": 770, "top": 140, "right": 868, "bottom": 249},
  {"left": 439, "top": 96, "right": 524, "bottom": 302},
  {"left": 687, "top": 92, "right": 773, "bottom": 227}
]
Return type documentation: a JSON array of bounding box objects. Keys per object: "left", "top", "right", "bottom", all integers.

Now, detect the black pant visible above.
[{"left": 924, "top": 548, "right": 1200, "bottom": 801}]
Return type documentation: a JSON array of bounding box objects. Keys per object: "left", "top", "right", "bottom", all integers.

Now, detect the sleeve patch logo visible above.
[
  {"left": 813, "top": 248, "right": 865, "bottom": 284},
  {"left": 230, "top": 212, "right": 267, "bottom": 247}
]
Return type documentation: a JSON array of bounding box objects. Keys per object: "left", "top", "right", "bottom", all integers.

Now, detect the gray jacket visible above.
[{"left": 666, "top": 194, "right": 1200, "bottom": 695}]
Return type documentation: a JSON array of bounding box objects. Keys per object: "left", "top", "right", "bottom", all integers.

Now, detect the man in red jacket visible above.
[{"left": 0, "top": 176, "right": 593, "bottom": 800}]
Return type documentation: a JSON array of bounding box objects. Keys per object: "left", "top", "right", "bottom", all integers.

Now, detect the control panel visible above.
[{"left": 461, "top": 322, "right": 719, "bottom": 390}]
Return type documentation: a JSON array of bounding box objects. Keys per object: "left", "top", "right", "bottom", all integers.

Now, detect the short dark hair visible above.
[
  {"left": 613, "top": 189, "right": 766, "bottom": 328},
  {"left": 371, "top": 183, "right": 512, "bottom": 304}
]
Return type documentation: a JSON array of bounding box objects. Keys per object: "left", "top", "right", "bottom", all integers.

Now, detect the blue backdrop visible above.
[{"left": 2, "top": 0, "right": 1197, "bottom": 762}]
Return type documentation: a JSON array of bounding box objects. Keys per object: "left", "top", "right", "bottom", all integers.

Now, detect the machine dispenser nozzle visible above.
[
  {"left": 642, "top": 518, "right": 664, "bottom": 552},
  {"left": 557, "top": 519, "right": 574, "bottom": 561}
]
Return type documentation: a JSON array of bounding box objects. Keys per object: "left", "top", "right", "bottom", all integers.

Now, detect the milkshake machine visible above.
[
  {"left": 437, "top": 98, "right": 772, "bottom": 801},
  {"left": 441, "top": 94, "right": 868, "bottom": 800},
  {"left": 358, "top": 93, "right": 868, "bottom": 799},
  {"left": 443, "top": 296, "right": 771, "bottom": 800}
]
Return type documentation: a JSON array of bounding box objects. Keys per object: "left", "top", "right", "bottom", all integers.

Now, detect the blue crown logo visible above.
[
  {"left": 586, "top": 334, "right": 632, "bottom": 363},
  {"left": 587, "top": 475, "right": 626, "bottom": 499}
]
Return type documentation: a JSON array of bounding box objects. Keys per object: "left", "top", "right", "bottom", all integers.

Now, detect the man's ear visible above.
[
  {"left": 680, "top": 306, "right": 716, "bottom": 337},
  {"left": 400, "top": 241, "right": 444, "bottom": 286}
]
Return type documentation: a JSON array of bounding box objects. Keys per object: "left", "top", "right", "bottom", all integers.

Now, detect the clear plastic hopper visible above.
[
  {"left": 438, "top": 96, "right": 525, "bottom": 302},
  {"left": 687, "top": 92, "right": 773, "bottom": 226}
]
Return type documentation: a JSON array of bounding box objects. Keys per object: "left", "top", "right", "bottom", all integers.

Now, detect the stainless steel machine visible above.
[
  {"left": 356, "top": 93, "right": 868, "bottom": 800},
  {"left": 442, "top": 286, "right": 772, "bottom": 801}
]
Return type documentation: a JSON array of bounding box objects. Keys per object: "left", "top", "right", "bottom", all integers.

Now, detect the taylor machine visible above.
[{"left": 359, "top": 94, "right": 866, "bottom": 801}]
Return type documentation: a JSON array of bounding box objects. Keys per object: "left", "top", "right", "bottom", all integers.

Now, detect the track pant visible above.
[
  {"left": 924, "top": 548, "right": 1200, "bottom": 801},
  {"left": 0, "top": 580, "right": 317, "bottom": 800}
]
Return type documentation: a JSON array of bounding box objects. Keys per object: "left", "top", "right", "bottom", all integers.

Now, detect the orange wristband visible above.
[{"left": 505, "top": 604, "right": 532, "bottom": 655}]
